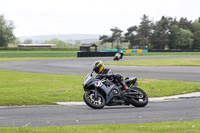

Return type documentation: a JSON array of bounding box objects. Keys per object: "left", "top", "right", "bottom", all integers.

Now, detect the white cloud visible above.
[{"left": 0, "top": 0, "right": 200, "bottom": 36}]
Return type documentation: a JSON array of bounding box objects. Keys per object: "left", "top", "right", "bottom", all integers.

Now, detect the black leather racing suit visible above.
[{"left": 96, "top": 68, "right": 128, "bottom": 90}]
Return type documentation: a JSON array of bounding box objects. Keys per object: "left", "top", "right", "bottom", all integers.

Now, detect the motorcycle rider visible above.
[
  {"left": 120, "top": 51, "right": 123, "bottom": 59},
  {"left": 113, "top": 51, "right": 123, "bottom": 61},
  {"left": 92, "top": 60, "right": 129, "bottom": 90}
]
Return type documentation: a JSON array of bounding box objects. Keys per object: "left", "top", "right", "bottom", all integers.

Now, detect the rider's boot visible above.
[
  {"left": 121, "top": 81, "right": 130, "bottom": 94},
  {"left": 121, "top": 81, "right": 128, "bottom": 89}
]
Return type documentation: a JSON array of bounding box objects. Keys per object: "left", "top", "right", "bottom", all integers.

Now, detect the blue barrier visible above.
[
  {"left": 97, "top": 49, "right": 148, "bottom": 53},
  {"left": 143, "top": 49, "right": 148, "bottom": 52},
  {"left": 131, "top": 49, "right": 137, "bottom": 52},
  {"left": 119, "top": 49, "right": 125, "bottom": 52}
]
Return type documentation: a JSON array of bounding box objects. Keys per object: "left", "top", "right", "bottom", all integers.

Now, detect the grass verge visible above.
[
  {"left": 0, "top": 69, "right": 200, "bottom": 106},
  {"left": 0, "top": 51, "right": 77, "bottom": 58},
  {"left": 105, "top": 58, "right": 200, "bottom": 66},
  {"left": 0, "top": 69, "right": 84, "bottom": 106},
  {"left": 0, "top": 57, "right": 76, "bottom": 61},
  {"left": 0, "top": 120, "right": 200, "bottom": 133},
  {"left": 0, "top": 51, "right": 200, "bottom": 62},
  {"left": 0, "top": 51, "right": 77, "bottom": 61}
]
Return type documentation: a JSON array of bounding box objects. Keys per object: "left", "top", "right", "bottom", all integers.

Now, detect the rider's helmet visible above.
[{"left": 93, "top": 60, "right": 104, "bottom": 73}]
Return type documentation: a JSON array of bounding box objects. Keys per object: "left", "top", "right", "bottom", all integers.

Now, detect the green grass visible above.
[
  {"left": 0, "top": 120, "right": 200, "bottom": 133},
  {"left": 0, "top": 69, "right": 85, "bottom": 106},
  {"left": 0, "top": 51, "right": 77, "bottom": 61},
  {"left": 0, "top": 51, "right": 77, "bottom": 57},
  {"left": 137, "top": 78, "right": 200, "bottom": 97},
  {"left": 0, "top": 69, "right": 200, "bottom": 106},
  {"left": 105, "top": 58, "right": 200, "bottom": 66},
  {"left": 0, "top": 57, "right": 77, "bottom": 61},
  {"left": 0, "top": 51, "right": 200, "bottom": 62}
]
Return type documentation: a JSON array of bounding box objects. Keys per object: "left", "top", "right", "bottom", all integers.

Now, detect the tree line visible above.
[
  {"left": 1, "top": 13, "right": 200, "bottom": 50},
  {"left": 99, "top": 14, "right": 200, "bottom": 50},
  {"left": 0, "top": 14, "right": 15, "bottom": 47}
]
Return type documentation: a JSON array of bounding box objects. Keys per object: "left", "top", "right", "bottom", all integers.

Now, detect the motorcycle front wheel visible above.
[
  {"left": 130, "top": 87, "right": 148, "bottom": 107},
  {"left": 83, "top": 91, "right": 105, "bottom": 109}
]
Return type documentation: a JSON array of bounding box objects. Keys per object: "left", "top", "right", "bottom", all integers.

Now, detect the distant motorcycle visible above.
[
  {"left": 83, "top": 71, "right": 148, "bottom": 109},
  {"left": 113, "top": 53, "right": 122, "bottom": 61}
]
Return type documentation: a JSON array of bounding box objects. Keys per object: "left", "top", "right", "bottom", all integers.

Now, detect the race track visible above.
[
  {"left": 0, "top": 56, "right": 200, "bottom": 82},
  {"left": 0, "top": 56, "right": 200, "bottom": 127},
  {"left": 0, "top": 97, "right": 200, "bottom": 127}
]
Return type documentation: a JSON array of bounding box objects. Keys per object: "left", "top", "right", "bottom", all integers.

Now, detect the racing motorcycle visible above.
[
  {"left": 83, "top": 71, "right": 148, "bottom": 109},
  {"left": 113, "top": 53, "right": 122, "bottom": 61}
]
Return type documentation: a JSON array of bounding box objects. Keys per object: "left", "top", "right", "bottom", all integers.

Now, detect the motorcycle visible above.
[
  {"left": 83, "top": 71, "right": 148, "bottom": 109},
  {"left": 113, "top": 53, "right": 122, "bottom": 61}
]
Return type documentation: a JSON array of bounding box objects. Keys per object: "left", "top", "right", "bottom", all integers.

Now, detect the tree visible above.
[
  {"left": 98, "top": 15, "right": 199, "bottom": 50},
  {"left": 191, "top": 22, "right": 200, "bottom": 49},
  {"left": 137, "top": 14, "right": 152, "bottom": 48},
  {"left": 73, "top": 40, "right": 82, "bottom": 48},
  {"left": 0, "top": 14, "right": 15, "bottom": 47},
  {"left": 99, "top": 35, "right": 109, "bottom": 44},
  {"left": 178, "top": 17, "right": 193, "bottom": 31},
  {"left": 110, "top": 27, "right": 123, "bottom": 50},
  {"left": 176, "top": 28, "right": 193, "bottom": 49},
  {"left": 124, "top": 26, "right": 138, "bottom": 48},
  {"left": 169, "top": 25, "right": 193, "bottom": 49},
  {"left": 195, "top": 17, "right": 200, "bottom": 23},
  {"left": 150, "top": 16, "right": 170, "bottom": 49},
  {"left": 12, "top": 37, "right": 21, "bottom": 44},
  {"left": 169, "top": 17, "right": 179, "bottom": 26},
  {"left": 43, "top": 38, "right": 70, "bottom": 48},
  {"left": 169, "top": 25, "right": 180, "bottom": 49},
  {"left": 8, "top": 37, "right": 21, "bottom": 47},
  {"left": 23, "top": 39, "right": 32, "bottom": 44}
]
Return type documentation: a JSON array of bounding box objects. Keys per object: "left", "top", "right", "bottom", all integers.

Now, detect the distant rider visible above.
[
  {"left": 92, "top": 60, "right": 128, "bottom": 90},
  {"left": 120, "top": 51, "right": 123, "bottom": 59},
  {"left": 113, "top": 51, "right": 123, "bottom": 61}
]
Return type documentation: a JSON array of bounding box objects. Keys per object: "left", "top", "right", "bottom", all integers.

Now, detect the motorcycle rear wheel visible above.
[
  {"left": 130, "top": 87, "right": 148, "bottom": 107},
  {"left": 83, "top": 91, "right": 105, "bottom": 109}
]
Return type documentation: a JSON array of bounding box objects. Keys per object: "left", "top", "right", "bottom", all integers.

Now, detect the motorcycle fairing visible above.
[{"left": 105, "top": 85, "right": 123, "bottom": 104}]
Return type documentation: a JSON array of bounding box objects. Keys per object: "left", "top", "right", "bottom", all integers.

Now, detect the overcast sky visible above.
[{"left": 1, "top": 0, "right": 200, "bottom": 37}]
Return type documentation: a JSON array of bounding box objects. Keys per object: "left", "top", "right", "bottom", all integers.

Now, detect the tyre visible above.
[
  {"left": 83, "top": 91, "right": 105, "bottom": 109},
  {"left": 130, "top": 87, "right": 148, "bottom": 107},
  {"left": 113, "top": 58, "right": 119, "bottom": 61}
]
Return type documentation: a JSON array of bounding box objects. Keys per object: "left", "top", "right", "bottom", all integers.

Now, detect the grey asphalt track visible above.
[
  {"left": 0, "top": 56, "right": 200, "bottom": 127},
  {"left": 0, "top": 56, "right": 200, "bottom": 82},
  {"left": 0, "top": 97, "right": 200, "bottom": 127}
]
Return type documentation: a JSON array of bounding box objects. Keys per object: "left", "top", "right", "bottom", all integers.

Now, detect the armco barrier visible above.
[
  {"left": 137, "top": 49, "right": 143, "bottom": 53},
  {"left": 119, "top": 49, "right": 126, "bottom": 53},
  {"left": 106, "top": 49, "right": 118, "bottom": 52},
  {"left": 97, "top": 49, "right": 149, "bottom": 53},
  {"left": 97, "top": 49, "right": 107, "bottom": 52},
  {"left": 131, "top": 49, "right": 137, "bottom": 52},
  {"left": 98, "top": 49, "right": 200, "bottom": 53},
  {"left": 125, "top": 49, "right": 132, "bottom": 53},
  {"left": 77, "top": 51, "right": 118, "bottom": 57},
  {"left": 143, "top": 49, "right": 148, "bottom": 52}
]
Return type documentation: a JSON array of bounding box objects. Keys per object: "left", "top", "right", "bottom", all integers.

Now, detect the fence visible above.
[
  {"left": 98, "top": 49, "right": 148, "bottom": 53},
  {"left": 78, "top": 49, "right": 149, "bottom": 57},
  {"left": 77, "top": 51, "right": 118, "bottom": 57}
]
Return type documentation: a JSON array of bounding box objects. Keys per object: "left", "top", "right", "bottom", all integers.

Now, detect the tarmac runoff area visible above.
[{"left": 56, "top": 92, "right": 200, "bottom": 106}]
